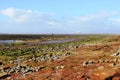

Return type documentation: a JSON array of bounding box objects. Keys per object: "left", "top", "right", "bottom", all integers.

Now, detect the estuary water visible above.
[
  {"left": 0, "top": 38, "right": 76, "bottom": 44},
  {"left": 0, "top": 40, "right": 22, "bottom": 44}
]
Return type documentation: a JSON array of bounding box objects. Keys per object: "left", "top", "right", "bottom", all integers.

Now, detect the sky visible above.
[{"left": 0, "top": 0, "right": 120, "bottom": 34}]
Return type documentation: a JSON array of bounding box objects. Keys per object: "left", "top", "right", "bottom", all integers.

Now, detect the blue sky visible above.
[{"left": 0, "top": 0, "right": 120, "bottom": 34}]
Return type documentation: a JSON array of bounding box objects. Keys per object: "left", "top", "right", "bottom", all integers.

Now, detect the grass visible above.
[{"left": 0, "top": 34, "right": 116, "bottom": 62}]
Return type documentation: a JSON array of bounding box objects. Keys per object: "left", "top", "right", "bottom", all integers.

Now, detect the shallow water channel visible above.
[
  {"left": 0, "top": 38, "right": 76, "bottom": 44},
  {"left": 0, "top": 40, "right": 22, "bottom": 44}
]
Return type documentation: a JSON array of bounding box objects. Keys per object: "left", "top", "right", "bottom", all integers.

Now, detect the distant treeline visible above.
[
  {"left": 0, "top": 34, "right": 45, "bottom": 40},
  {"left": 0, "top": 34, "right": 75, "bottom": 40},
  {"left": 0, "top": 34, "right": 112, "bottom": 40}
]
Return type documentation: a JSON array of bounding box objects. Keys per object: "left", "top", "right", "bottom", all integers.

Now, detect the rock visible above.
[
  {"left": 60, "top": 66, "right": 65, "bottom": 69},
  {"left": 97, "top": 66, "right": 104, "bottom": 69},
  {"left": 39, "top": 66, "right": 46, "bottom": 70},
  {"left": 76, "top": 45, "right": 79, "bottom": 49},
  {"left": 109, "top": 63, "right": 117, "bottom": 67},
  {"left": 105, "top": 76, "right": 114, "bottom": 80},
  {"left": 0, "top": 72, "right": 8, "bottom": 78},
  {"left": 89, "top": 60, "right": 95, "bottom": 65},
  {"left": 104, "top": 59, "right": 109, "bottom": 63},
  {"left": 65, "top": 52, "right": 72, "bottom": 56},
  {"left": 111, "top": 48, "right": 120, "bottom": 57},
  {"left": 97, "top": 60, "right": 103, "bottom": 64},
  {"left": 3, "top": 66, "right": 11, "bottom": 73},
  {"left": 8, "top": 60, "right": 14, "bottom": 64},
  {"left": 87, "top": 68, "right": 118, "bottom": 80},
  {"left": 8, "top": 68, "right": 14, "bottom": 74},
  {"left": 112, "top": 76, "right": 120, "bottom": 80},
  {"left": 0, "top": 66, "right": 4, "bottom": 73},
  {"left": 0, "top": 62, "right": 3, "bottom": 66},
  {"left": 56, "top": 66, "right": 65, "bottom": 69},
  {"left": 83, "top": 61, "right": 89, "bottom": 66},
  {"left": 116, "top": 52, "right": 120, "bottom": 56}
]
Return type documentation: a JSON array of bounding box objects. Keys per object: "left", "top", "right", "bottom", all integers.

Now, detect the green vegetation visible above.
[{"left": 0, "top": 34, "right": 115, "bottom": 62}]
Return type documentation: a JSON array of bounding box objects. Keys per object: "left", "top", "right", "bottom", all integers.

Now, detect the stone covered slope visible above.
[{"left": 1, "top": 35, "right": 120, "bottom": 80}]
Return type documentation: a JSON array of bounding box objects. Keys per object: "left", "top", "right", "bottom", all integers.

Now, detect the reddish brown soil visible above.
[{"left": 2, "top": 36, "right": 120, "bottom": 80}]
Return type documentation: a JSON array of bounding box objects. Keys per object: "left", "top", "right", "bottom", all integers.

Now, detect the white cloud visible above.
[
  {"left": 0, "top": 8, "right": 120, "bottom": 34},
  {"left": 1, "top": 8, "right": 16, "bottom": 17},
  {"left": 13, "top": 14, "right": 28, "bottom": 23},
  {"left": 63, "top": 12, "right": 120, "bottom": 34},
  {"left": 68, "top": 12, "right": 117, "bottom": 24},
  {"left": 108, "top": 18, "right": 120, "bottom": 25},
  {"left": 47, "top": 21, "right": 61, "bottom": 26},
  {"left": 0, "top": 8, "right": 30, "bottom": 23},
  {"left": 0, "top": 8, "right": 60, "bottom": 25}
]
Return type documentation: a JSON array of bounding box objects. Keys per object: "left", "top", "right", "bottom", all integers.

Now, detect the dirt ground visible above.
[{"left": 1, "top": 35, "right": 120, "bottom": 80}]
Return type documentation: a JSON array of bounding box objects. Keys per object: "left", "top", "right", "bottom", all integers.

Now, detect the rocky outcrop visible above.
[{"left": 86, "top": 67, "right": 120, "bottom": 80}]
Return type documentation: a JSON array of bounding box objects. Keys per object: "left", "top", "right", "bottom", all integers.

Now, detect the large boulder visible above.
[{"left": 87, "top": 67, "right": 119, "bottom": 80}]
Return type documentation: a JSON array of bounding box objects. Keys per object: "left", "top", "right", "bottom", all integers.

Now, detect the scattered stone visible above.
[
  {"left": 56, "top": 66, "right": 65, "bottom": 69},
  {"left": 83, "top": 61, "right": 89, "bottom": 66},
  {"left": 3, "top": 66, "right": 11, "bottom": 73},
  {"left": 0, "top": 72, "right": 10, "bottom": 79},
  {"left": 109, "top": 63, "right": 117, "bottom": 67},
  {"left": 89, "top": 60, "right": 95, "bottom": 65},
  {"left": 97, "top": 66, "right": 104, "bottom": 69},
  {"left": 116, "top": 52, "right": 120, "bottom": 56},
  {"left": 0, "top": 62, "right": 3, "bottom": 66}
]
